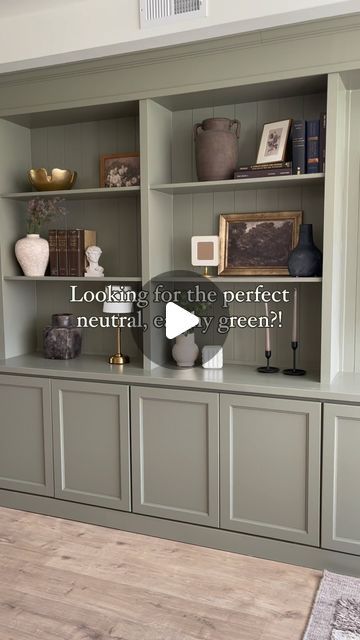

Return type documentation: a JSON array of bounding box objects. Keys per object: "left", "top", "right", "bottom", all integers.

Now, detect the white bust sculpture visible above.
[{"left": 85, "top": 245, "right": 104, "bottom": 277}]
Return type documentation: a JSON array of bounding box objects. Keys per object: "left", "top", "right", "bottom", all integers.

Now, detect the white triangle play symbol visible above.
[{"left": 165, "top": 302, "right": 200, "bottom": 340}]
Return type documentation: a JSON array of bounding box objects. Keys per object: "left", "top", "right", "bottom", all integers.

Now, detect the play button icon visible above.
[{"left": 165, "top": 302, "right": 200, "bottom": 340}]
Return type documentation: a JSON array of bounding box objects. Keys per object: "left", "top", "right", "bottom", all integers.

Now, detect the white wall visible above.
[{"left": 0, "top": 0, "right": 359, "bottom": 73}]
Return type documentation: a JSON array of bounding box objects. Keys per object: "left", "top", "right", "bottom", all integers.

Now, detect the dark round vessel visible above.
[
  {"left": 43, "top": 313, "right": 82, "bottom": 360},
  {"left": 288, "top": 224, "right": 322, "bottom": 277}
]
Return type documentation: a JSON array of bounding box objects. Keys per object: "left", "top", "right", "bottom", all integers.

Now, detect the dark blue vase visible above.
[{"left": 288, "top": 224, "right": 322, "bottom": 277}]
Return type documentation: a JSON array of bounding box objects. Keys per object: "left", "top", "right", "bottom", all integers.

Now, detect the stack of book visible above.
[
  {"left": 234, "top": 162, "right": 292, "bottom": 180},
  {"left": 48, "top": 229, "right": 97, "bottom": 277},
  {"left": 292, "top": 113, "right": 326, "bottom": 174}
]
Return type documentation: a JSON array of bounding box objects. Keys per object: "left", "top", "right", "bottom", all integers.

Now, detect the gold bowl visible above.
[{"left": 28, "top": 168, "right": 77, "bottom": 191}]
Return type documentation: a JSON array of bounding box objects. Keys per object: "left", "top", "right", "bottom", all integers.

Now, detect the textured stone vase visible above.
[
  {"left": 15, "top": 233, "right": 49, "bottom": 276},
  {"left": 43, "top": 314, "right": 82, "bottom": 360},
  {"left": 172, "top": 333, "right": 199, "bottom": 368},
  {"left": 193, "top": 117, "right": 240, "bottom": 181},
  {"left": 288, "top": 224, "right": 323, "bottom": 277}
]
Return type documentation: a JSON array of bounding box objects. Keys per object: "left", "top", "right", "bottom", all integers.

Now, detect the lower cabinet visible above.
[
  {"left": 220, "top": 394, "right": 321, "bottom": 545},
  {"left": 131, "top": 386, "right": 219, "bottom": 526},
  {"left": 52, "top": 380, "right": 131, "bottom": 511},
  {"left": 322, "top": 403, "right": 360, "bottom": 554},
  {"left": 0, "top": 375, "right": 53, "bottom": 496}
]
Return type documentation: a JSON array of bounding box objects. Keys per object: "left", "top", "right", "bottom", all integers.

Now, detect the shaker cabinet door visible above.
[
  {"left": 220, "top": 394, "right": 321, "bottom": 545},
  {"left": 322, "top": 403, "right": 360, "bottom": 555},
  {"left": 0, "top": 375, "right": 53, "bottom": 496},
  {"left": 52, "top": 380, "right": 131, "bottom": 511},
  {"left": 131, "top": 386, "right": 219, "bottom": 527}
]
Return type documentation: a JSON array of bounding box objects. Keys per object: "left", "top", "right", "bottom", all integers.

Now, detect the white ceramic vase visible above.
[
  {"left": 172, "top": 333, "right": 199, "bottom": 367},
  {"left": 15, "top": 234, "right": 49, "bottom": 277}
]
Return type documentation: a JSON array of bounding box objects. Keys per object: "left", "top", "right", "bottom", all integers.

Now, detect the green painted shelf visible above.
[
  {"left": 151, "top": 173, "right": 325, "bottom": 194},
  {"left": 1, "top": 186, "right": 140, "bottom": 201}
]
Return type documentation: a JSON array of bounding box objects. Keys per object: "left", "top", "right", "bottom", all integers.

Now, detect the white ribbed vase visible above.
[
  {"left": 15, "top": 234, "right": 49, "bottom": 277},
  {"left": 172, "top": 333, "right": 199, "bottom": 368}
]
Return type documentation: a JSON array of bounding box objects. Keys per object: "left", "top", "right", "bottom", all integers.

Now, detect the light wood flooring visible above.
[{"left": 0, "top": 507, "right": 320, "bottom": 639}]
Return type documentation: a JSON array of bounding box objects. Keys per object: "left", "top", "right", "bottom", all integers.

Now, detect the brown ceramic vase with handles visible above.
[{"left": 193, "top": 117, "right": 241, "bottom": 181}]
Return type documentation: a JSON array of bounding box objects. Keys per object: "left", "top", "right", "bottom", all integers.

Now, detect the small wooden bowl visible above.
[{"left": 28, "top": 168, "right": 77, "bottom": 191}]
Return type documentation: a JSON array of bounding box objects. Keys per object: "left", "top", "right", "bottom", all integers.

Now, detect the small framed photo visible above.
[
  {"left": 256, "top": 119, "right": 292, "bottom": 164},
  {"left": 191, "top": 236, "right": 219, "bottom": 266},
  {"left": 218, "top": 211, "right": 302, "bottom": 276},
  {"left": 100, "top": 153, "right": 140, "bottom": 188}
]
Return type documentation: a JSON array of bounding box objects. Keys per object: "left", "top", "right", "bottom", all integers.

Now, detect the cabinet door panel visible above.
[
  {"left": 131, "top": 386, "right": 219, "bottom": 526},
  {"left": 52, "top": 380, "right": 130, "bottom": 511},
  {"left": 220, "top": 394, "right": 321, "bottom": 545},
  {"left": 0, "top": 375, "right": 53, "bottom": 495},
  {"left": 322, "top": 403, "right": 360, "bottom": 554}
]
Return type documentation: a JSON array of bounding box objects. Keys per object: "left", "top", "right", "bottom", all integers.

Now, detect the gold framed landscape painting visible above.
[{"left": 218, "top": 211, "right": 302, "bottom": 276}]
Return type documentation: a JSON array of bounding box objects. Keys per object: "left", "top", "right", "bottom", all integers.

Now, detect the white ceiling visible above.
[
  {"left": 0, "top": 0, "right": 359, "bottom": 73},
  {"left": 0, "top": 0, "right": 85, "bottom": 18}
]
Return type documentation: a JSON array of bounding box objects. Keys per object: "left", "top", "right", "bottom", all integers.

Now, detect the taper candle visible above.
[
  {"left": 265, "top": 302, "right": 271, "bottom": 351},
  {"left": 292, "top": 288, "right": 298, "bottom": 342}
]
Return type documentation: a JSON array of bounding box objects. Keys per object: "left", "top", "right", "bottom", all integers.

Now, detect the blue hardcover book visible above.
[
  {"left": 319, "top": 112, "right": 326, "bottom": 173},
  {"left": 291, "top": 120, "right": 306, "bottom": 174},
  {"left": 306, "top": 119, "right": 320, "bottom": 173}
]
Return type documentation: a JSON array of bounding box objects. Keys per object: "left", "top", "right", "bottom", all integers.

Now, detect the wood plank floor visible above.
[{"left": 0, "top": 507, "right": 320, "bottom": 640}]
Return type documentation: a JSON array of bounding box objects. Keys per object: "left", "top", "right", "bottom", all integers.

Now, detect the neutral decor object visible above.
[
  {"left": 15, "top": 234, "right": 49, "bottom": 277},
  {"left": 304, "top": 570, "right": 360, "bottom": 640},
  {"left": 288, "top": 223, "right": 323, "bottom": 277},
  {"left": 103, "top": 285, "right": 133, "bottom": 364},
  {"left": 191, "top": 235, "right": 219, "bottom": 276},
  {"left": 172, "top": 332, "right": 199, "bottom": 367},
  {"left": 15, "top": 197, "right": 67, "bottom": 276},
  {"left": 202, "top": 345, "right": 223, "bottom": 369},
  {"left": 100, "top": 153, "right": 140, "bottom": 187},
  {"left": 218, "top": 211, "right": 302, "bottom": 276},
  {"left": 256, "top": 119, "right": 292, "bottom": 164},
  {"left": 85, "top": 245, "right": 104, "bottom": 277},
  {"left": 193, "top": 117, "right": 240, "bottom": 181},
  {"left": 28, "top": 168, "right": 77, "bottom": 191},
  {"left": 257, "top": 302, "right": 279, "bottom": 373},
  {"left": 283, "top": 288, "right": 306, "bottom": 376},
  {"left": 43, "top": 313, "right": 82, "bottom": 360}
]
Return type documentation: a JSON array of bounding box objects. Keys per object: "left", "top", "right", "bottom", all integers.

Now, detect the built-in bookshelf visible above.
[{"left": 0, "top": 66, "right": 351, "bottom": 384}]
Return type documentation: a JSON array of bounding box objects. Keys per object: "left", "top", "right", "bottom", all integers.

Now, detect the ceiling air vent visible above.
[{"left": 139, "top": 0, "right": 207, "bottom": 28}]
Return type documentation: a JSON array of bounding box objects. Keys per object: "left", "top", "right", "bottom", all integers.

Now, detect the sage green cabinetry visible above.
[
  {"left": 220, "top": 394, "right": 321, "bottom": 545},
  {"left": 0, "top": 375, "right": 53, "bottom": 496},
  {"left": 52, "top": 380, "right": 131, "bottom": 511},
  {"left": 131, "top": 386, "right": 219, "bottom": 526},
  {"left": 322, "top": 403, "right": 360, "bottom": 554}
]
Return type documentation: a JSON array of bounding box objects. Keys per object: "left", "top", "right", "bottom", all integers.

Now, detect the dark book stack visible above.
[
  {"left": 234, "top": 162, "right": 292, "bottom": 180},
  {"left": 290, "top": 115, "right": 326, "bottom": 175},
  {"left": 48, "top": 229, "right": 97, "bottom": 276}
]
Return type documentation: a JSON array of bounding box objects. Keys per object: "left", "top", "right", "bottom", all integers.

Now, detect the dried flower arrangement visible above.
[{"left": 26, "top": 198, "right": 67, "bottom": 234}]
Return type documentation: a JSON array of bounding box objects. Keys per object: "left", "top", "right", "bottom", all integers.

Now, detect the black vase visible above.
[{"left": 288, "top": 224, "right": 322, "bottom": 277}]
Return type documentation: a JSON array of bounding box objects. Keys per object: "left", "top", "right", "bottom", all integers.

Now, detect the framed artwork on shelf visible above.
[
  {"left": 218, "top": 211, "right": 303, "bottom": 276},
  {"left": 100, "top": 153, "right": 140, "bottom": 188},
  {"left": 256, "top": 119, "right": 292, "bottom": 164},
  {"left": 191, "top": 236, "right": 219, "bottom": 266}
]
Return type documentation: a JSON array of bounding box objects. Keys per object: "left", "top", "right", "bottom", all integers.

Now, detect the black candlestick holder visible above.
[
  {"left": 283, "top": 341, "right": 306, "bottom": 376},
  {"left": 257, "top": 350, "right": 279, "bottom": 374}
]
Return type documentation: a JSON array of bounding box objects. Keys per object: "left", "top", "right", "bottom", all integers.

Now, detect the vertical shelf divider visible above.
[
  {"left": 321, "top": 73, "right": 350, "bottom": 383},
  {"left": 140, "top": 99, "right": 174, "bottom": 370}
]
